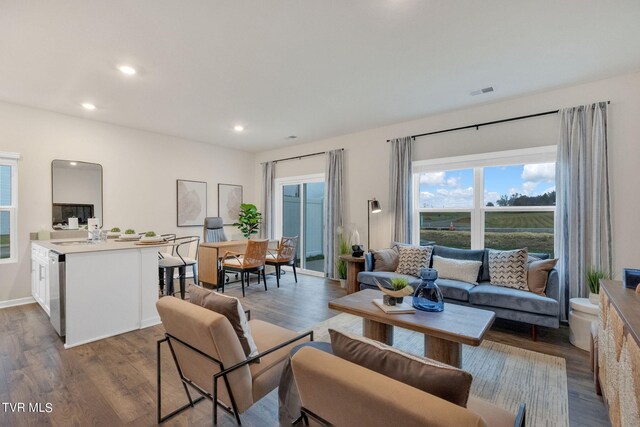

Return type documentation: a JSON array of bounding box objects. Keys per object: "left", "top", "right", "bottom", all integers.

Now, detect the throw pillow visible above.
[
  {"left": 371, "top": 247, "right": 399, "bottom": 272},
  {"left": 431, "top": 255, "right": 482, "bottom": 285},
  {"left": 528, "top": 258, "right": 558, "bottom": 296},
  {"left": 187, "top": 284, "right": 259, "bottom": 358},
  {"left": 488, "top": 248, "right": 529, "bottom": 290},
  {"left": 329, "top": 329, "right": 472, "bottom": 407},
  {"left": 395, "top": 245, "right": 433, "bottom": 277}
]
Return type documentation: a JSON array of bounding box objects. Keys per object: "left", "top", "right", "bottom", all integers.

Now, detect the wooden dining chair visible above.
[
  {"left": 265, "top": 236, "right": 298, "bottom": 288},
  {"left": 220, "top": 239, "right": 269, "bottom": 297}
]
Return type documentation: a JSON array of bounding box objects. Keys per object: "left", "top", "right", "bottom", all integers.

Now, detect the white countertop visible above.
[{"left": 33, "top": 238, "right": 171, "bottom": 254}]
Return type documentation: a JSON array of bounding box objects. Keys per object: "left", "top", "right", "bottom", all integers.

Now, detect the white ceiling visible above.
[{"left": 1, "top": 1, "right": 640, "bottom": 152}]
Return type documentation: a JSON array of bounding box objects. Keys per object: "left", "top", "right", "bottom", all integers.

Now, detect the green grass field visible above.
[
  {"left": 0, "top": 234, "right": 9, "bottom": 245},
  {"left": 420, "top": 211, "right": 553, "bottom": 230},
  {"left": 420, "top": 230, "right": 554, "bottom": 254}
]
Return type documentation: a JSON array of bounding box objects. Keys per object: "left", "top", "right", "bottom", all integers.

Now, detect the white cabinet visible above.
[{"left": 31, "top": 243, "right": 50, "bottom": 316}]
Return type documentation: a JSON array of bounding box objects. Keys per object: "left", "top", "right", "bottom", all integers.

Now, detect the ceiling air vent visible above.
[{"left": 470, "top": 86, "right": 494, "bottom": 96}]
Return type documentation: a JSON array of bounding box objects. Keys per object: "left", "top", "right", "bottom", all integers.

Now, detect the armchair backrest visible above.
[
  {"left": 291, "top": 347, "right": 487, "bottom": 427},
  {"left": 242, "top": 239, "right": 269, "bottom": 269},
  {"left": 156, "top": 297, "right": 254, "bottom": 411},
  {"left": 277, "top": 236, "right": 298, "bottom": 262},
  {"left": 204, "top": 217, "right": 228, "bottom": 243}
]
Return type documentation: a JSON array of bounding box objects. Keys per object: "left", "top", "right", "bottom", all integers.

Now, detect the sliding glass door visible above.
[{"left": 276, "top": 174, "right": 325, "bottom": 275}]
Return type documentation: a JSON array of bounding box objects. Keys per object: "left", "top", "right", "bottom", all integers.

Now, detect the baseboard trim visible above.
[{"left": 0, "top": 296, "right": 36, "bottom": 309}]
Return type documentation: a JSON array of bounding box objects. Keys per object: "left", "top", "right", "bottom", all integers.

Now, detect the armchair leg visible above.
[
  {"left": 531, "top": 324, "right": 538, "bottom": 341},
  {"left": 221, "top": 268, "right": 226, "bottom": 293},
  {"left": 263, "top": 270, "right": 268, "bottom": 291},
  {"left": 192, "top": 264, "right": 198, "bottom": 286},
  {"left": 276, "top": 265, "right": 281, "bottom": 288},
  {"left": 241, "top": 271, "right": 245, "bottom": 297},
  {"left": 165, "top": 267, "right": 175, "bottom": 297},
  {"left": 292, "top": 262, "right": 298, "bottom": 283},
  {"left": 159, "top": 267, "right": 165, "bottom": 295},
  {"left": 178, "top": 266, "right": 186, "bottom": 299}
]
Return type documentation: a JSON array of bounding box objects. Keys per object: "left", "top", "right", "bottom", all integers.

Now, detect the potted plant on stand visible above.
[
  {"left": 336, "top": 232, "right": 350, "bottom": 288},
  {"left": 234, "top": 203, "right": 262, "bottom": 239},
  {"left": 586, "top": 268, "right": 613, "bottom": 305}
]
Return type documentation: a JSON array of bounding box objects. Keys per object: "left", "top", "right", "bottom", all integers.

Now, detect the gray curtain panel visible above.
[
  {"left": 389, "top": 136, "right": 413, "bottom": 244},
  {"left": 324, "top": 149, "right": 344, "bottom": 278},
  {"left": 556, "top": 102, "right": 612, "bottom": 320},
  {"left": 260, "top": 161, "right": 275, "bottom": 239}
]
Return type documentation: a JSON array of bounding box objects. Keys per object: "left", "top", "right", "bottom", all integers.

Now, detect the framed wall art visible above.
[
  {"left": 218, "top": 183, "right": 243, "bottom": 225},
  {"left": 177, "top": 179, "right": 207, "bottom": 227}
]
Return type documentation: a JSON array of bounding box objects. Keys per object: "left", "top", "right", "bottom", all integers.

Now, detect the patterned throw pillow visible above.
[
  {"left": 488, "top": 248, "right": 529, "bottom": 290},
  {"left": 395, "top": 245, "right": 433, "bottom": 277}
]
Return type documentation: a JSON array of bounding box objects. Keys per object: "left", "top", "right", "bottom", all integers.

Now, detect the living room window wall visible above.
[
  {"left": 0, "top": 152, "right": 18, "bottom": 264},
  {"left": 412, "top": 146, "right": 557, "bottom": 255}
]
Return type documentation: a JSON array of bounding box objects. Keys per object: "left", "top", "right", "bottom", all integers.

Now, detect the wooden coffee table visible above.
[{"left": 328, "top": 289, "right": 495, "bottom": 367}]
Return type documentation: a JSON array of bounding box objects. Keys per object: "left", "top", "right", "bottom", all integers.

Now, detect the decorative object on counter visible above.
[
  {"left": 336, "top": 228, "right": 350, "bottom": 287},
  {"left": 586, "top": 267, "right": 613, "bottom": 304},
  {"left": 622, "top": 268, "right": 640, "bottom": 290},
  {"left": 366, "top": 198, "right": 382, "bottom": 250},
  {"left": 68, "top": 217, "right": 79, "bottom": 230},
  {"left": 218, "top": 183, "right": 243, "bottom": 225},
  {"left": 374, "top": 278, "right": 414, "bottom": 306},
  {"left": 233, "top": 203, "right": 262, "bottom": 239},
  {"left": 119, "top": 229, "right": 139, "bottom": 240},
  {"left": 177, "top": 179, "right": 207, "bottom": 227},
  {"left": 412, "top": 268, "right": 444, "bottom": 312},
  {"left": 107, "top": 227, "right": 121, "bottom": 238},
  {"left": 140, "top": 231, "right": 163, "bottom": 242},
  {"left": 351, "top": 244, "right": 364, "bottom": 257},
  {"left": 88, "top": 218, "right": 100, "bottom": 241}
]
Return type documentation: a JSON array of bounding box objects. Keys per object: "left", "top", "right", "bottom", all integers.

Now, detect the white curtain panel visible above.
[
  {"left": 324, "top": 149, "right": 344, "bottom": 278},
  {"left": 260, "top": 161, "right": 275, "bottom": 239},
  {"left": 556, "top": 102, "right": 612, "bottom": 320},
  {"left": 389, "top": 136, "right": 413, "bottom": 244}
]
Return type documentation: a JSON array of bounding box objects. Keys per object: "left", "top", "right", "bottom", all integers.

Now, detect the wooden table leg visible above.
[
  {"left": 424, "top": 335, "right": 461, "bottom": 368},
  {"left": 363, "top": 319, "right": 394, "bottom": 346}
]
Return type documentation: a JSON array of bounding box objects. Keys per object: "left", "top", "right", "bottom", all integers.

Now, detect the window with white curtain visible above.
[
  {"left": 412, "top": 146, "right": 557, "bottom": 255},
  {"left": 0, "top": 152, "right": 19, "bottom": 263}
]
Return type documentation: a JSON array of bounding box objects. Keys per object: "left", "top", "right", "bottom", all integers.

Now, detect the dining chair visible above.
[
  {"left": 158, "top": 233, "right": 176, "bottom": 296},
  {"left": 265, "top": 236, "right": 298, "bottom": 288},
  {"left": 159, "top": 236, "right": 200, "bottom": 299},
  {"left": 220, "top": 239, "right": 269, "bottom": 297}
]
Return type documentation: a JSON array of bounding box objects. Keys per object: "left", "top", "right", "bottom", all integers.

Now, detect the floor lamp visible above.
[{"left": 367, "top": 199, "right": 382, "bottom": 250}]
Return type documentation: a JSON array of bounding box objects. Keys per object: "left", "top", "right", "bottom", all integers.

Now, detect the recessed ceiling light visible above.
[
  {"left": 118, "top": 65, "right": 137, "bottom": 75},
  {"left": 69, "top": 162, "right": 77, "bottom": 166},
  {"left": 233, "top": 125, "right": 244, "bottom": 132},
  {"left": 286, "top": 135, "right": 298, "bottom": 139},
  {"left": 81, "top": 103, "right": 96, "bottom": 110}
]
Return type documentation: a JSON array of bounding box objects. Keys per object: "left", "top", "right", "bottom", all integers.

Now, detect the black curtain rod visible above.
[
  {"left": 270, "top": 148, "right": 344, "bottom": 164},
  {"left": 387, "top": 101, "right": 610, "bottom": 141}
]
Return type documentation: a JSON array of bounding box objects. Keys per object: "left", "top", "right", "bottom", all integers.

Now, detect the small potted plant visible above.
[
  {"left": 390, "top": 278, "right": 410, "bottom": 304},
  {"left": 336, "top": 232, "right": 350, "bottom": 288},
  {"left": 586, "top": 268, "right": 613, "bottom": 304},
  {"left": 374, "top": 278, "right": 414, "bottom": 306},
  {"left": 233, "top": 204, "right": 262, "bottom": 239}
]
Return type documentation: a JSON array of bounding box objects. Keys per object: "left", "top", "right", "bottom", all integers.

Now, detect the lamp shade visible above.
[{"left": 370, "top": 199, "right": 382, "bottom": 213}]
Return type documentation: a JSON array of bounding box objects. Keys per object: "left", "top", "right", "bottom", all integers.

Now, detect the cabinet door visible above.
[
  {"left": 31, "top": 259, "right": 38, "bottom": 298},
  {"left": 38, "top": 264, "right": 46, "bottom": 305}
]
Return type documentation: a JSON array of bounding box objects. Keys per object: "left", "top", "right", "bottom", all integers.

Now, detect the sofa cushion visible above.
[
  {"left": 469, "top": 284, "right": 559, "bottom": 316},
  {"left": 188, "top": 285, "right": 259, "bottom": 358},
  {"left": 329, "top": 329, "right": 473, "bottom": 407},
  {"left": 358, "top": 271, "right": 421, "bottom": 289},
  {"left": 432, "top": 246, "right": 486, "bottom": 282},
  {"left": 488, "top": 248, "right": 529, "bottom": 291},
  {"left": 436, "top": 279, "right": 475, "bottom": 302},
  {"left": 371, "top": 247, "right": 399, "bottom": 272},
  {"left": 432, "top": 256, "right": 482, "bottom": 285},
  {"left": 395, "top": 245, "right": 433, "bottom": 277},
  {"left": 528, "top": 258, "right": 559, "bottom": 296}
]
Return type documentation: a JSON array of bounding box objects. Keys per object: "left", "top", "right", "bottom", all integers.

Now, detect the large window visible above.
[
  {"left": 0, "top": 153, "right": 19, "bottom": 263},
  {"left": 414, "top": 147, "right": 556, "bottom": 255}
]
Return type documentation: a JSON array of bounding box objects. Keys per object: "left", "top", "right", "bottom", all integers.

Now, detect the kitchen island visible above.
[{"left": 31, "top": 238, "right": 168, "bottom": 348}]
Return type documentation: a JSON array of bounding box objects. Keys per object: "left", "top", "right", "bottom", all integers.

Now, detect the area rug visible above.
[{"left": 311, "top": 313, "right": 569, "bottom": 427}]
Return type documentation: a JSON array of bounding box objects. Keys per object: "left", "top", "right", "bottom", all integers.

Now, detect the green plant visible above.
[
  {"left": 391, "top": 277, "right": 409, "bottom": 291},
  {"left": 145, "top": 231, "right": 156, "bottom": 237},
  {"left": 336, "top": 233, "right": 350, "bottom": 280},
  {"left": 586, "top": 268, "right": 613, "bottom": 294},
  {"left": 125, "top": 229, "right": 136, "bottom": 235},
  {"left": 233, "top": 204, "right": 262, "bottom": 239},
  {"left": 110, "top": 227, "right": 121, "bottom": 232}
]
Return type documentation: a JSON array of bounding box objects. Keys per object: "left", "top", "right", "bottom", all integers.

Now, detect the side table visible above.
[
  {"left": 339, "top": 255, "right": 365, "bottom": 294},
  {"left": 569, "top": 297, "right": 599, "bottom": 351}
]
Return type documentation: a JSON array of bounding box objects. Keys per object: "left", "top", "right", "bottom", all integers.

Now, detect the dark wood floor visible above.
[{"left": 0, "top": 274, "right": 609, "bottom": 426}]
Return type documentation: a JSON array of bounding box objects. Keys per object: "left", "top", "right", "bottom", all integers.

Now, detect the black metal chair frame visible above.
[
  {"left": 158, "top": 236, "right": 200, "bottom": 299},
  {"left": 157, "top": 322, "right": 314, "bottom": 425},
  {"left": 265, "top": 257, "right": 298, "bottom": 288}
]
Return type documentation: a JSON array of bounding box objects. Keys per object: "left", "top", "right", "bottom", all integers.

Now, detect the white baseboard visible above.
[{"left": 0, "top": 296, "right": 36, "bottom": 309}]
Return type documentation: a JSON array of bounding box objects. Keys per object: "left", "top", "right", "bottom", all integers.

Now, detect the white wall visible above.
[
  {"left": 0, "top": 102, "right": 256, "bottom": 302},
  {"left": 255, "top": 71, "right": 640, "bottom": 276}
]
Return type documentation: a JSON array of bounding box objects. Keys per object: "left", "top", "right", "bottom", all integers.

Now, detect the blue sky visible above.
[{"left": 419, "top": 163, "right": 555, "bottom": 208}]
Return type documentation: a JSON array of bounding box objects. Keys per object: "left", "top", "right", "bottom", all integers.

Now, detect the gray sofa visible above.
[{"left": 358, "top": 245, "right": 560, "bottom": 333}]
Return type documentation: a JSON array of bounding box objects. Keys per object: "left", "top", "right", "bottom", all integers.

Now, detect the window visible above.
[
  {"left": 0, "top": 152, "right": 19, "bottom": 263},
  {"left": 413, "top": 147, "right": 556, "bottom": 255}
]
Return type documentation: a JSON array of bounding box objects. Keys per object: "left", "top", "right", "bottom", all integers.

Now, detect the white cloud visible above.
[
  {"left": 446, "top": 177, "right": 460, "bottom": 187},
  {"left": 484, "top": 191, "right": 500, "bottom": 205},
  {"left": 436, "top": 189, "right": 449, "bottom": 195},
  {"left": 522, "top": 163, "right": 555, "bottom": 183},
  {"left": 419, "top": 172, "right": 445, "bottom": 185},
  {"left": 542, "top": 186, "right": 556, "bottom": 194}
]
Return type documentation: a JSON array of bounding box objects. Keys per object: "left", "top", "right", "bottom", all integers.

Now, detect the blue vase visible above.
[{"left": 412, "top": 268, "right": 444, "bottom": 312}]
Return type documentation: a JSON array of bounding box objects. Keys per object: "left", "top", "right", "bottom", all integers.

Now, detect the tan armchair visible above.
[
  {"left": 156, "top": 296, "right": 313, "bottom": 424},
  {"left": 266, "top": 236, "right": 298, "bottom": 287},
  {"left": 220, "top": 239, "right": 269, "bottom": 297},
  {"left": 291, "top": 347, "right": 526, "bottom": 427}
]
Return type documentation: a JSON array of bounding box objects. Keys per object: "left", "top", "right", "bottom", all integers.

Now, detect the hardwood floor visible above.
[{"left": 0, "top": 274, "right": 608, "bottom": 426}]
